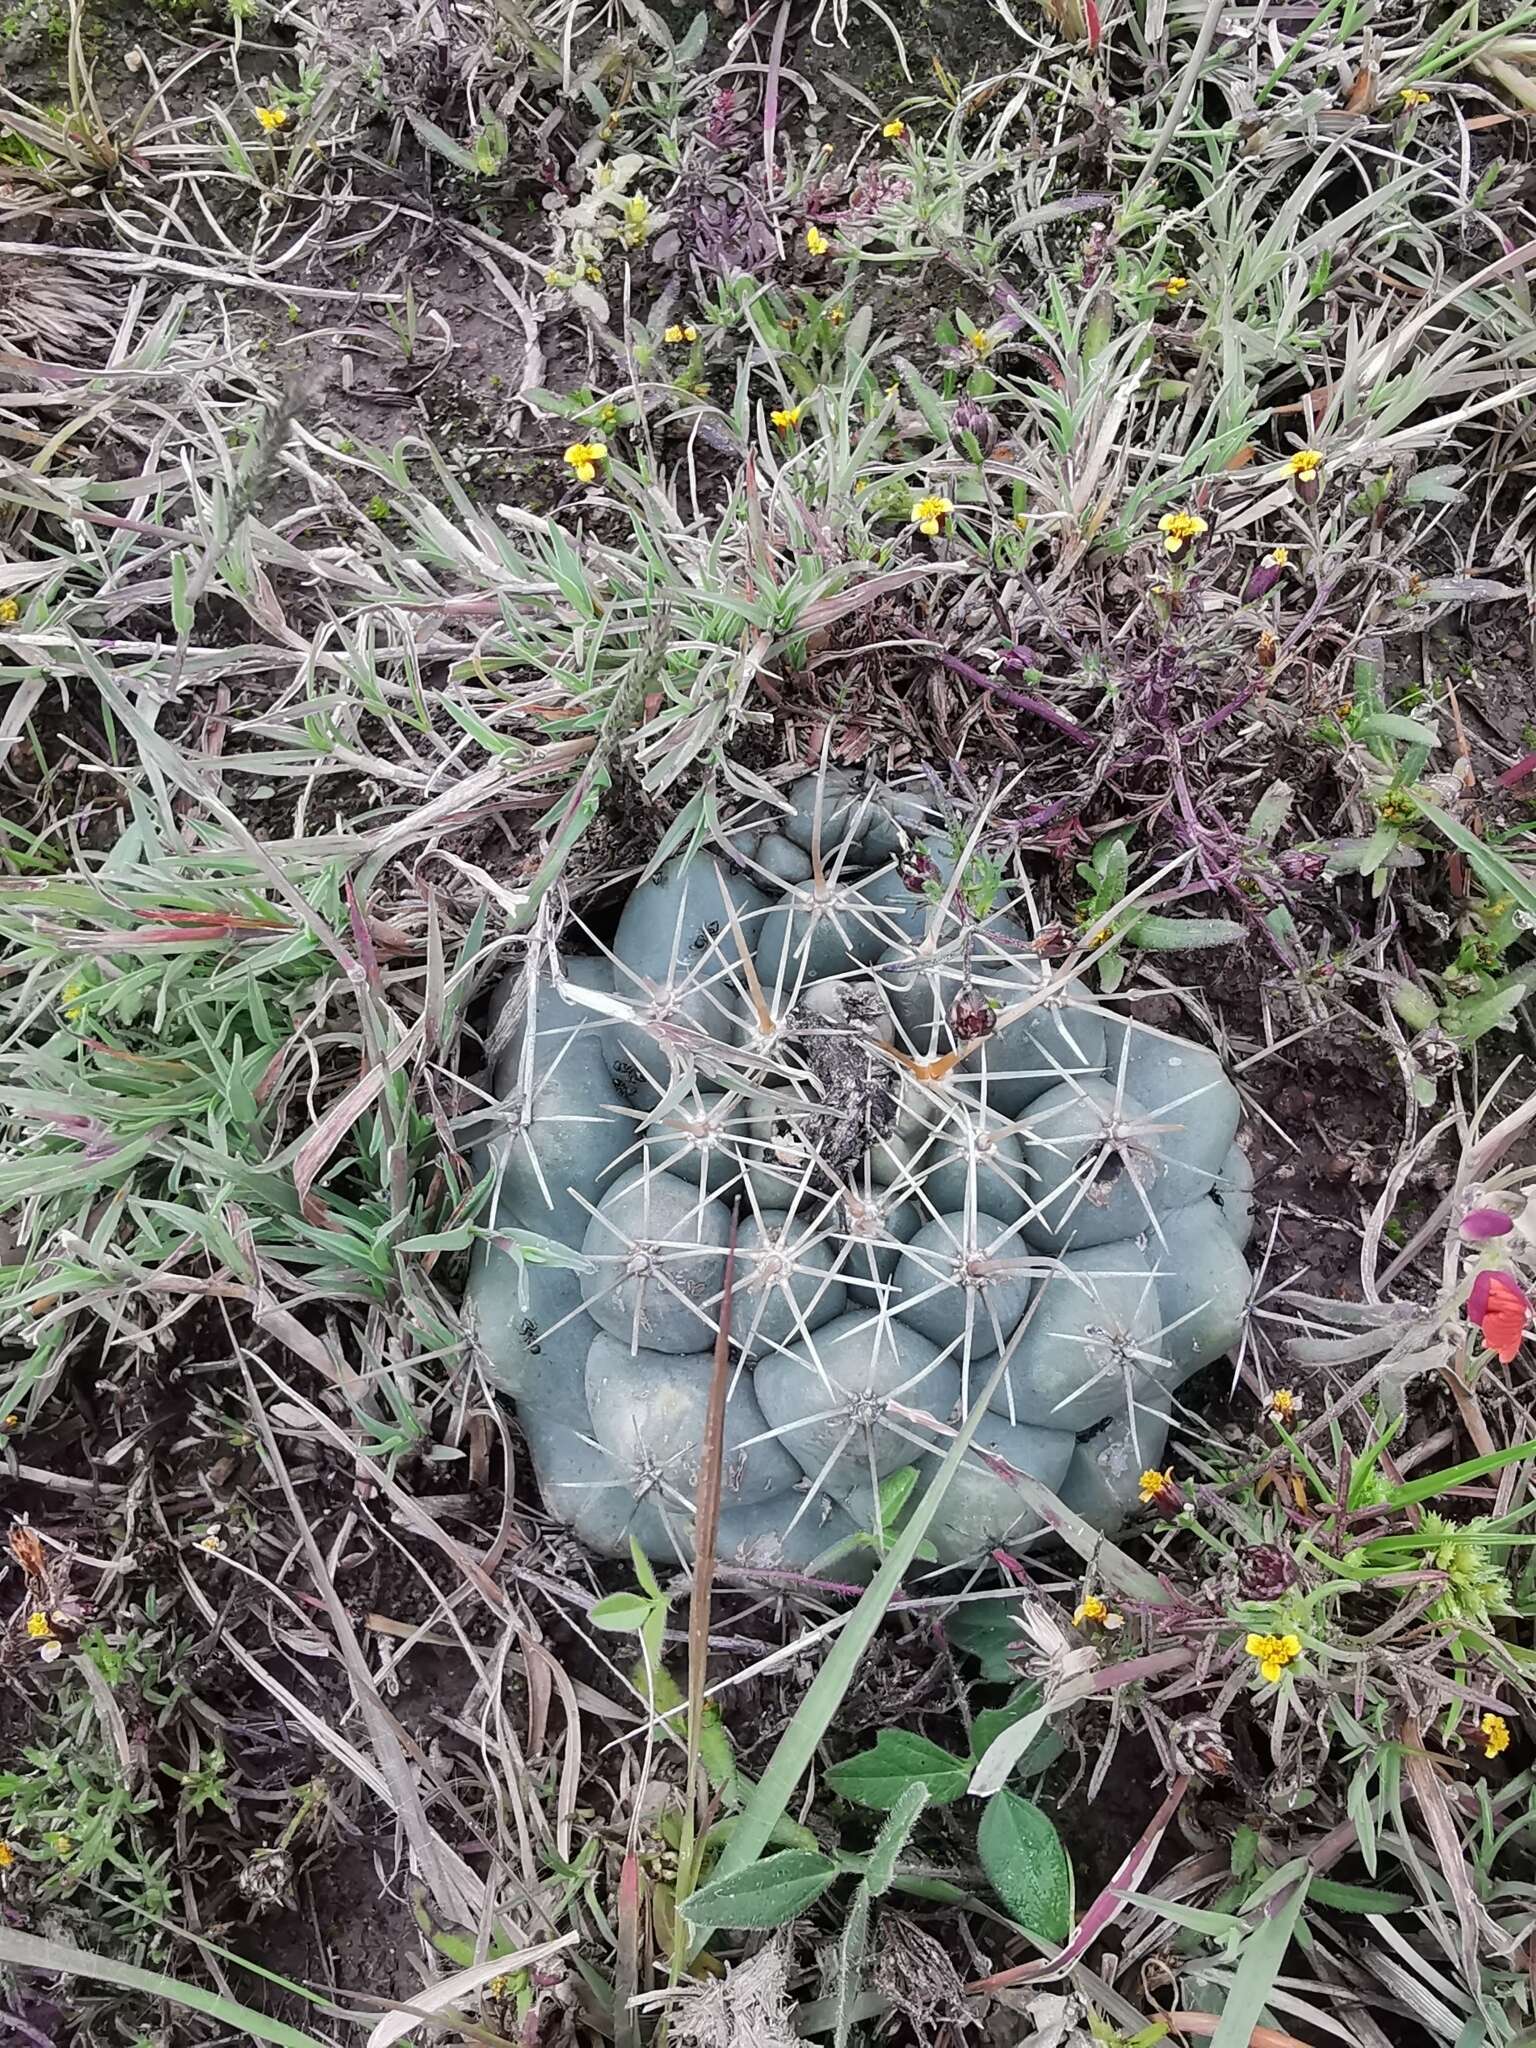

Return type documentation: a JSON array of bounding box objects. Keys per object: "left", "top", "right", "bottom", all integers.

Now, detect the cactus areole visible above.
[{"left": 467, "top": 775, "right": 1252, "bottom": 1571}]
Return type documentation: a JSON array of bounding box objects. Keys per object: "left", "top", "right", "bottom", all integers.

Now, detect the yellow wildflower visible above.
[
  {"left": 968, "top": 329, "right": 993, "bottom": 355},
  {"left": 0, "top": 597, "right": 17, "bottom": 625},
  {"left": 1400, "top": 87, "right": 1431, "bottom": 108},
  {"left": 770, "top": 405, "right": 803, "bottom": 431},
  {"left": 254, "top": 105, "right": 288, "bottom": 131},
  {"left": 1139, "top": 1467, "right": 1183, "bottom": 1513},
  {"left": 198, "top": 1526, "right": 225, "bottom": 1554},
  {"left": 805, "top": 225, "right": 830, "bottom": 256},
  {"left": 25, "top": 1611, "right": 54, "bottom": 1641},
  {"left": 1163, "top": 275, "right": 1191, "bottom": 297},
  {"left": 562, "top": 440, "right": 607, "bottom": 485},
  {"left": 0, "top": 1843, "right": 13, "bottom": 1869},
  {"left": 1265, "top": 546, "right": 1290, "bottom": 568},
  {"left": 48, "top": 1834, "right": 71, "bottom": 1857},
  {"left": 1158, "top": 510, "right": 1208, "bottom": 556},
  {"left": 2, "top": 1412, "right": 18, "bottom": 1430},
  {"left": 1286, "top": 448, "right": 1323, "bottom": 479},
  {"left": 663, "top": 323, "right": 698, "bottom": 344},
  {"left": 1245, "top": 1631, "right": 1302, "bottom": 1684},
  {"left": 1480, "top": 1711, "right": 1511, "bottom": 1758},
  {"left": 882, "top": 118, "right": 906, "bottom": 139},
  {"left": 1072, "top": 1593, "right": 1123, "bottom": 1630},
  {"left": 585, "top": 264, "right": 604, "bottom": 283},
  {"left": 1267, "top": 1388, "right": 1300, "bottom": 1421},
  {"left": 827, "top": 305, "right": 845, "bottom": 325},
  {"left": 910, "top": 494, "right": 953, "bottom": 538}
]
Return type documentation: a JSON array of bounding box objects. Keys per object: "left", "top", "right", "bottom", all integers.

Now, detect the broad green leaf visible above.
[
  {"left": 824, "top": 1730, "right": 969, "bottom": 1809},
  {"left": 590, "top": 1592, "right": 659, "bottom": 1632},
  {"left": 681, "top": 1849, "right": 838, "bottom": 1930},
  {"left": 946, "top": 1598, "right": 1026, "bottom": 1682},
  {"left": 969, "top": 1692, "right": 1059, "bottom": 1779},
  {"left": 977, "top": 1789, "right": 1072, "bottom": 1944}
]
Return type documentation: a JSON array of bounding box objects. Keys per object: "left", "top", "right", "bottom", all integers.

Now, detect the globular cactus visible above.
[{"left": 468, "top": 771, "right": 1252, "bottom": 1568}]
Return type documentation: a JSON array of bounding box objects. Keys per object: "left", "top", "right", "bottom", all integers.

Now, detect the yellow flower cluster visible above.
[
  {"left": 663, "top": 323, "right": 698, "bottom": 344},
  {"left": 255, "top": 105, "right": 288, "bottom": 131},
  {"left": 0, "top": 597, "right": 18, "bottom": 625},
  {"left": 562, "top": 440, "right": 607, "bottom": 485},
  {"left": 1158, "top": 511, "right": 1208, "bottom": 555},
  {"left": 770, "top": 405, "right": 803, "bottom": 431},
  {"left": 882, "top": 118, "right": 906, "bottom": 139},
  {"left": 1072, "top": 1593, "right": 1123, "bottom": 1630},
  {"left": 1481, "top": 1711, "right": 1511, "bottom": 1758},
  {"left": 1400, "top": 87, "right": 1431, "bottom": 107},
  {"left": 1286, "top": 449, "right": 1323, "bottom": 481},
  {"left": 805, "top": 225, "right": 830, "bottom": 257},
  {"left": 910, "top": 494, "right": 953, "bottom": 537},
  {"left": 1246, "top": 1631, "right": 1301, "bottom": 1683}
]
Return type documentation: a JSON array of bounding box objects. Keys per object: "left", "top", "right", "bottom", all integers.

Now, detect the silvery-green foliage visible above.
[{"left": 466, "top": 772, "right": 1252, "bottom": 1568}]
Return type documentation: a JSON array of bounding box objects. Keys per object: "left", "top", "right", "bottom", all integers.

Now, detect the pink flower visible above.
[{"left": 1461, "top": 1208, "right": 1515, "bottom": 1241}]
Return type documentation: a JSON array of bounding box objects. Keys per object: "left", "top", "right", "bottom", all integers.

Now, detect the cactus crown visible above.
[{"left": 468, "top": 771, "right": 1252, "bottom": 1571}]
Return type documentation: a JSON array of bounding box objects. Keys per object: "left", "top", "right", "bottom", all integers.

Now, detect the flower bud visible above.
[
  {"left": 1243, "top": 546, "right": 1290, "bottom": 602},
  {"left": 951, "top": 396, "right": 998, "bottom": 458},
  {"left": 1411, "top": 1024, "right": 1461, "bottom": 1076},
  {"left": 948, "top": 985, "right": 994, "bottom": 1042},
  {"left": 1171, "top": 1712, "right": 1233, "bottom": 1779},
  {"left": 899, "top": 846, "right": 940, "bottom": 895},
  {"left": 1276, "top": 848, "right": 1326, "bottom": 883},
  {"left": 1237, "top": 1543, "right": 1296, "bottom": 1602}
]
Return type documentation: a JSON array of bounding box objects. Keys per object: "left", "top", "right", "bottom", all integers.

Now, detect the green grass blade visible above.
[{"left": 0, "top": 1928, "right": 334, "bottom": 2047}]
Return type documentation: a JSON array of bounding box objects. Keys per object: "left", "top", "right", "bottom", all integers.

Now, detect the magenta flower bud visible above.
[{"left": 1461, "top": 1208, "right": 1516, "bottom": 1241}]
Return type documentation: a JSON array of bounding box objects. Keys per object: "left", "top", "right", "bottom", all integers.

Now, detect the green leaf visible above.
[
  {"left": 590, "top": 1593, "right": 659, "bottom": 1633},
  {"left": 0, "top": 1929, "right": 331, "bottom": 2047},
  {"left": 170, "top": 551, "right": 192, "bottom": 635},
  {"left": 969, "top": 1692, "right": 1059, "bottom": 1779},
  {"left": 865, "top": 1781, "right": 929, "bottom": 1896},
  {"left": 405, "top": 109, "right": 484, "bottom": 173},
  {"left": 946, "top": 1599, "right": 1026, "bottom": 1682},
  {"left": 1309, "top": 1876, "right": 1414, "bottom": 1914},
  {"left": 681, "top": 1850, "right": 839, "bottom": 1930},
  {"left": 976, "top": 1789, "right": 1072, "bottom": 1944},
  {"left": 1356, "top": 711, "right": 1440, "bottom": 748},
  {"left": 1125, "top": 912, "right": 1245, "bottom": 952},
  {"left": 1211, "top": 1866, "right": 1310, "bottom": 2048},
  {"left": 832, "top": 1883, "right": 871, "bottom": 2048},
  {"left": 1112, "top": 1890, "right": 1244, "bottom": 1935},
  {"left": 876, "top": 1464, "right": 921, "bottom": 1528},
  {"left": 824, "top": 1730, "right": 969, "bottom": 1809}
]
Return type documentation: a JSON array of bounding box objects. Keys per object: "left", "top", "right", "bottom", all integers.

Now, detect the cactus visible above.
[{"left": 467, "top": 774, "right": 1253, "bottom": 1571}]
